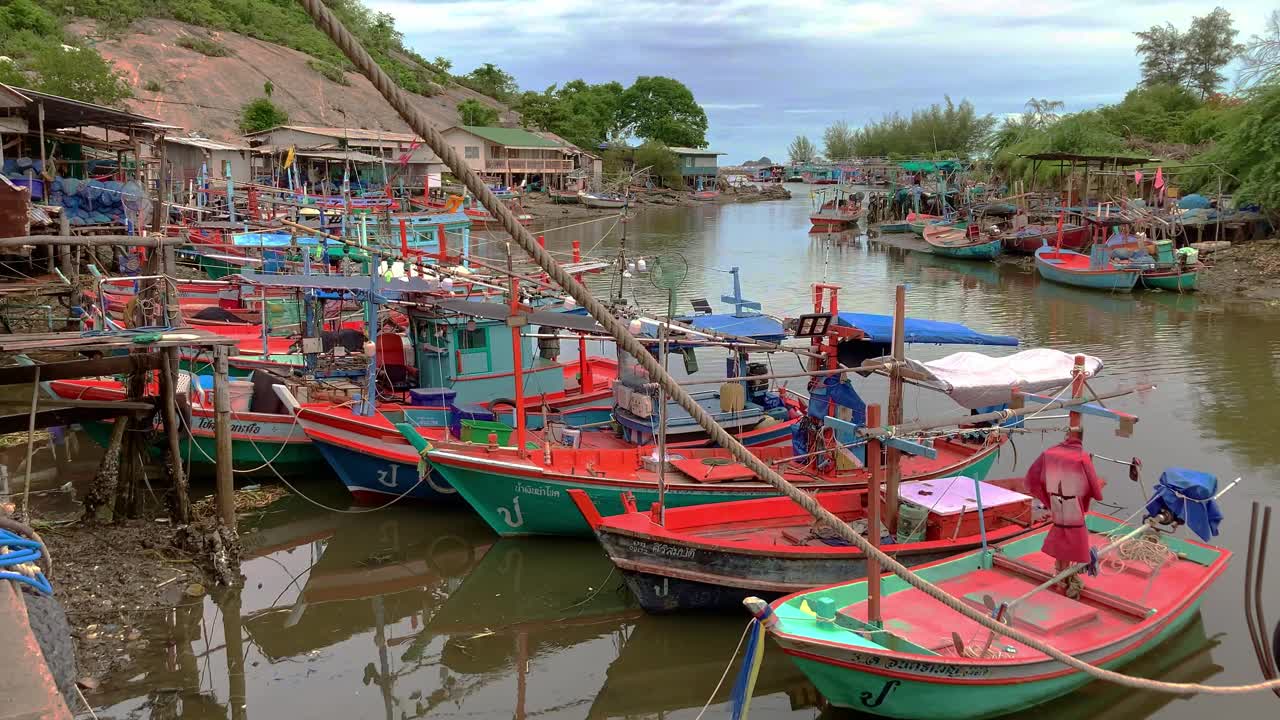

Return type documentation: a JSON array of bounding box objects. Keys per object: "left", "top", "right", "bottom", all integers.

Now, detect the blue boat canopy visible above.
[
  {"left": 675, "top": 313, "right": 787, "bottom": 343},
  {"left": 837, "top": 312, "right": 1018, "bottom": 346}
]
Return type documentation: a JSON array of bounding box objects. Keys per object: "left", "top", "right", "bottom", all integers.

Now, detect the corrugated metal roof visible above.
[
  {"left": 166, "top": 136, "right": 248, "bottom": 151},
  {"left": 451, "top": 126, "right": 562, "bottom": 149},
  {"left": 669, "top": 147, "right": 724, "bottom": 156},
  {"left": 244, "top": 125, "right": 420, "bottom": 143}
]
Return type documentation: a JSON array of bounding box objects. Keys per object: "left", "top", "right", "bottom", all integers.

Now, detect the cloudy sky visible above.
[{"left": 372, "top": 0, "right": 1274, "bottom": 162}]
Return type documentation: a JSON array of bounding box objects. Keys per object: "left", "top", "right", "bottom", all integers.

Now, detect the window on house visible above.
[
  {"left": 456, "top": 326, "right": 490, "bottom": 374},
  {"left": 458, "top": 327, "right": 487, "bottom": 350},
  {"left": 464, "top": 146, "right": 479, "bottom": 159}
]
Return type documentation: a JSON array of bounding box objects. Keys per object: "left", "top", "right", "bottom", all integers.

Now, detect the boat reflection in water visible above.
[{"left": 823, "top": 613, "right": 1221, "bottom": 720}]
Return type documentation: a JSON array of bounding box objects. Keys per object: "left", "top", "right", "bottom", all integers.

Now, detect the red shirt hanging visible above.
[{"left": 1025, "top": 436, "right": 1105, "bottom": 564}]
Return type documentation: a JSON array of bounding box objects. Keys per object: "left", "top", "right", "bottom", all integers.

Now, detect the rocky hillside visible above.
[{"left": 68, "top": 18, "right": 516, "bottom": 140}]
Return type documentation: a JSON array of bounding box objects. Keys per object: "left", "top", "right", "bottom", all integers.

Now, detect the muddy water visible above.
[{"left": 38, "top": 186, "right": 1279, "bottom": 718}]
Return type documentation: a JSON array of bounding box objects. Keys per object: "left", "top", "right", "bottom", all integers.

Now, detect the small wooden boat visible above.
[
  {"left": 571, "top": 476, "right": 1043, "bottom": 613},
  {"left": 691, "top": 190, "right": 720, "bottom": 201},
  {"left": 753, "top": 511, "right": 1230, "bottom": 719},
  {"left": 1104, "top": 235, "right": 1201, "bottom": 292},
  {"left": 1034, "top": 245, "right": 1140, "bottom": 292},
  {"left": 876, "top": 221, "right": 911, "bottom": 233},
  {"left": 907, "top": 212, "right": 944, "bottom": 237},
  {"left": 579, "top": 191, "right": 630, "bottom": 209},
  {"left": 548, "top": 188, "right": 580, "bottom": 204},
  {"left": 1002, "top": 223, "right": 1089, "bottom": 254},
  {"left": 810, "top": 187, "right": 864, "bottom": 230},
  {"left": 923, "top": 224, "right": 1002, "bottom": 260}
]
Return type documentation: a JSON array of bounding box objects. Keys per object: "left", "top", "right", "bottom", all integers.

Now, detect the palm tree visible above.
[{"left": 1023, "top": 98, "right": 1065, "bottom": 129}]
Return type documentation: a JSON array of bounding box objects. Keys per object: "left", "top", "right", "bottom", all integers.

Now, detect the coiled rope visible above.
[
  {"left": 296, "top": 0, "right": 1280, "bottom": 695},
  {"left": 0, "top": 527, "right": 52, "bottom": 594}
]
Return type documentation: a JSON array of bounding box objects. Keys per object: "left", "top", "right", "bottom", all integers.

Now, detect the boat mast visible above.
[
  {"left": 884, "top": 285, "right": 906, "bottom": 533},
  {"left": 866, "top": 402, "right": 884, "bottom": 628},
  {"left": 508, "top": 246, "right": 528, "bottom": 456}
]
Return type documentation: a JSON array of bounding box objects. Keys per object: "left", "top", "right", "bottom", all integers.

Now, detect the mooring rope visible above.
[{"left": 295, "top": 0, "right": 1280, "bottom": 695}]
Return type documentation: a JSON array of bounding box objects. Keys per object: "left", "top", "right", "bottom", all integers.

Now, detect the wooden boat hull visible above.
[
  {"left": 1002, "top": 224, "right": 1089, "bottom": 254},
  {"left": 924, "top": 233, "right": 1002, "bottom": 260},
  {"left": 780, "top": 603, "right": 1205, "bottom": 719},
  {"left": 1140, "top": 268, "right": 1199, "bottom": 291},
  {"left": 429, "top": 440, "right": 1002, "bottom": 538},
  {"left": 1035, "top": 247, "right": 1140, "bottom": 291},
  {"left": 549, "top": 191, "right": 580, "bottom": 204},
  {"left": 876, "top": 222, "right": 911, "bottom": 233},
  {"left": 574, "top": 484, "right": 1038, "bottom": 613},
  {"left": 580, "top": 193, "right": 628, "bottom": 209},
  {"left": 763, "top": 513, "right": 1230, "bottom": 719}
]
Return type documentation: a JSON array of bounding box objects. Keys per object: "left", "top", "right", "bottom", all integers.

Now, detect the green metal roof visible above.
[{"left": 456, "top": 126, "right": 562, "bottom": 148}]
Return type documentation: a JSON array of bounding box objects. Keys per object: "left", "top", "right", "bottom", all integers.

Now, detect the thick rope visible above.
[{"left": 297, "top": 0, "right": 1280, "bottom": 696}]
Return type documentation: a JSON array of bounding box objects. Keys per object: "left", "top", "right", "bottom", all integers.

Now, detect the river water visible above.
[{"left": 50, "top": 186, "right": 1280, "bottom": 718}]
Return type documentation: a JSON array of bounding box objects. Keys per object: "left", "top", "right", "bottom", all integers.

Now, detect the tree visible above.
[
  {"left": 1180, "top": 7, "right": 1243, "bottom": 98},
  {"left": 457, "top": 98, "right": 499, "bottom": 126},
  {"left": 1023, "top": 98, "right": 1064, "bottom": 129},
  {"left": 787, "top": 135, "right": 816, "bottom": 164},
  {"left": 823, "top": 121, "right": 856, "bottom": 159},
  {"left": 616, "top": 76, "right": 708, "bottom": 147},
  {"left": 1134, "top": 23, "right": 1185, "bottom": 87},
  {"left": 634, "top": 141, "right": 682, "bottom": 188},
  {"left": 1241, "top": 9, "right": 1280, "bottom": 87},
  {"left": 555, "top": 80, "right": 624, "bottom": 148},
  {"left": 462, "top": 62, "right": 518, "bottom": 101},
  {"left": 239, "top": 97, "right": 288, "bottom": 133}
]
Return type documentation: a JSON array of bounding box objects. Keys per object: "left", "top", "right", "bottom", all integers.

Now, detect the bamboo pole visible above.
[
  {"left": 212, "top": 345, "right": 235, "bottom": 529},
  {"left": 161, "top": 349, "right": 190, "bottom": 523},
  {"left": 866, "top": 403, "right": 883, "bottom": 627},
  {"left": 19, "top": 367, "right": 39, "bottom": 520},
  {"left": 885, "top": 285, "right": 905, "bottom": 533}
]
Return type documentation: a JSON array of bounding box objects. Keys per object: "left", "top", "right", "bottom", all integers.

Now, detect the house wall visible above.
[
  {"left": 441, "top": 128, "right": 487, "bottom": 173},
  {"left": 165, "top": 144, "right": 253, "bottom": 185}
]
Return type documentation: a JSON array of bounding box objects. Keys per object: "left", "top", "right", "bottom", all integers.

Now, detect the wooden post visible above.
[
  {"left": 507, "top": 253, "right": 527, "bottom": 457},
  {"left": 152, "top": 136, "right": 168, "bottom": 233},
  {"left": 866, "top": 403, "right": 883, "bottom": 627},
  {"left": 19, "top": 367, "right": 40, "bottom": 520},
  {"left": 220, "top": 587, "right": 247, "bottom": 720},
  {"left": 161, "top": 348, "right": 190, "bottom": 523},
  {"left": 213, "top": 345, "right": 235, "bottom": 529},
  {"left": 114, "top": 363, "right": 148, "bottom": 518},
  {"left": 885, "top": 285, "right": 906, "bottom": 533},
  {"left": 1069, "top": 354, "right": 1086, "bottom": 438}
]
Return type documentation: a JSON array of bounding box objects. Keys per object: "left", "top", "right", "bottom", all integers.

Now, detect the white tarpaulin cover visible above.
[{"left": 891, "top": 348, "right": 1104, "bottom": 409}]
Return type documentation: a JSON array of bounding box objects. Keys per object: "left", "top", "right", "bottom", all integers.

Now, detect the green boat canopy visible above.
[{"left": 899, "top": 160, "right": 963, "bottom": 173}]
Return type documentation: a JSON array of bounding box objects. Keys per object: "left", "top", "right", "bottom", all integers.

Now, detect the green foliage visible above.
[
  {"left": 176, "top": 34, "right": 231, "bottom": 57},
  {"left": 459, "top": 63, "right": 518, "bottom": 102},
  {"left": 307, "top": 58, "right": 350, "bottom": 86},
  {"left": 787, "top": 135, "right": 816, "bottom": 164},
  {"left": 844, "top": 96, "right": 994, "bottom": 158},
  {"left": 1184, "top": 83, "right": 1280, "bottom": 215},
  {"left": 456, "top": 98, "right": 498, "bottom": 127},
  {"left": 1099, "top": 84, "right": 1201, "bottom": 143},
  {"left": 513, "top": 79, "right": 627, "bottom": 149},
  {"left": 617, "top": 76, "right": 707, "bottom": 147},
  {"left": 634, "top": 141, "right": 681, "bottom": 188},
  {"left": 822, "top": 121, "right": 855, "bottom": 159},
  {"left": 1134, "top": 7, "right": 1242, "bottom": 98},
  {"left": 239, "top": 96, "right": 287, "bottom": 133},
  {"left": 69, "top": 0, "right": 440, "bottom": 96},
  {"left": 143, "top": 79, "right": 163, "bottom": 92},
  {"left": 992, "top": 111, "right": 1127, "bottom": 184},
  {"left": 1181, "top": 7, "right": 1243, "bottom": 99},
  {"left": 0, "top": 1, "right": 130, "bottom": 104}
]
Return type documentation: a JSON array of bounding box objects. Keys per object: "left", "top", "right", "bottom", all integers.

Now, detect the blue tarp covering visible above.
[
  {"left": 677, "top": 312, "right": 787, "bottom": 342},
  {"left": 1144, "top": 468, "right": 1222, "bottom": 542},
  {"left": 807, "top": 375, "right": 866, "bottom": 425},
  {"left": 837, "top": 313, "right": 1018, "bottom": 346}
]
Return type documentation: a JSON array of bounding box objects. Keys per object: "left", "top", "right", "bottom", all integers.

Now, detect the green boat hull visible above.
[
  {"left": 434, "top": 450, "right": 999, "bottom": 538},
  {"left": 80, "top": 420, "right": 319, "bottom": 475},
  {"left": 1140, "top": 270, "right": 1198, "bottom": 291},
  {"left": 786, "top": 602, "right": 1203, "bottom": 719}
]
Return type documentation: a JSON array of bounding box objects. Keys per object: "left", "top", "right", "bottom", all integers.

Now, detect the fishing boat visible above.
[
  {"left": 923, "top": 223, "right": 1002, "bottom": 260},
  {"left": 876, "top": 221, "right": 911, "bottom": 234},
  {"left": 579, "top": 191, "right": 631, "bottom": 209},
  {"left": 573, "top": 346, "right": 1098, "bottom": 612},
  {"left": 907, "top": 212, "right": 944, "bottom": 237},
  {"left": 1001, "top": 223, "right": 1089, "bottom": 254},
  {"left": 748, "top": 509, "right": 1230, "bottom": 719},
  {"left": 691, "top": 190, "right": 720, "bottom": 201},
  {"left": 548, "top": 188, "right": 580, "bottom": 204},
  {"left": 1034, "top": 245, "right": 1141, "bottom": 292},
  {"left": 809, "top": 187, "right": 864, "bottom": 230},
  {"left": 573, "top": 477, "right": 1041, "bottom": 612},
  {"left": 1104, "top": 234, "right": 1201, "bottom": 292}
]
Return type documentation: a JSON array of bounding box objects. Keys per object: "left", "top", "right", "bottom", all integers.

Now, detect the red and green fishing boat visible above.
[
  {"left": 425, "top": 433, "right": 1005, "bottom": 538},
  {"left": 748, "top": 511, "right": 1230, "bottom": 719}
]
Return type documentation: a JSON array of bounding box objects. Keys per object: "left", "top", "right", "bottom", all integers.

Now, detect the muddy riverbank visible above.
[{"left": 523, "top": 183, "right": 791, "bottom": 227}]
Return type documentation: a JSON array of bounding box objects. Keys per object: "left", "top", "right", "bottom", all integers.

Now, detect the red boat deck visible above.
[{"left": 835, "top": 531, "right": 1223, "bottom": 662}]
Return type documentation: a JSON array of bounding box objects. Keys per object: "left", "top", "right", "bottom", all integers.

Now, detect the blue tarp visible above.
[
  {"left": 837, "top": 313, "right": 1018, "bottom": 346},
  {"left": 677, "top": 312, "right": 787, "bottom": 342},
  {"left": 807, "top": 375, "right": 866, "bottom": 425},
  {"left": 1144, "top": 468, "right": 1222, "bottom": 542}
]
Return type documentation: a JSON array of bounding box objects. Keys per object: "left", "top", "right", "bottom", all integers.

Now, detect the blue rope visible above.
[{"left": 0, "top": 530, "right": 53, "bottom": 595}]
